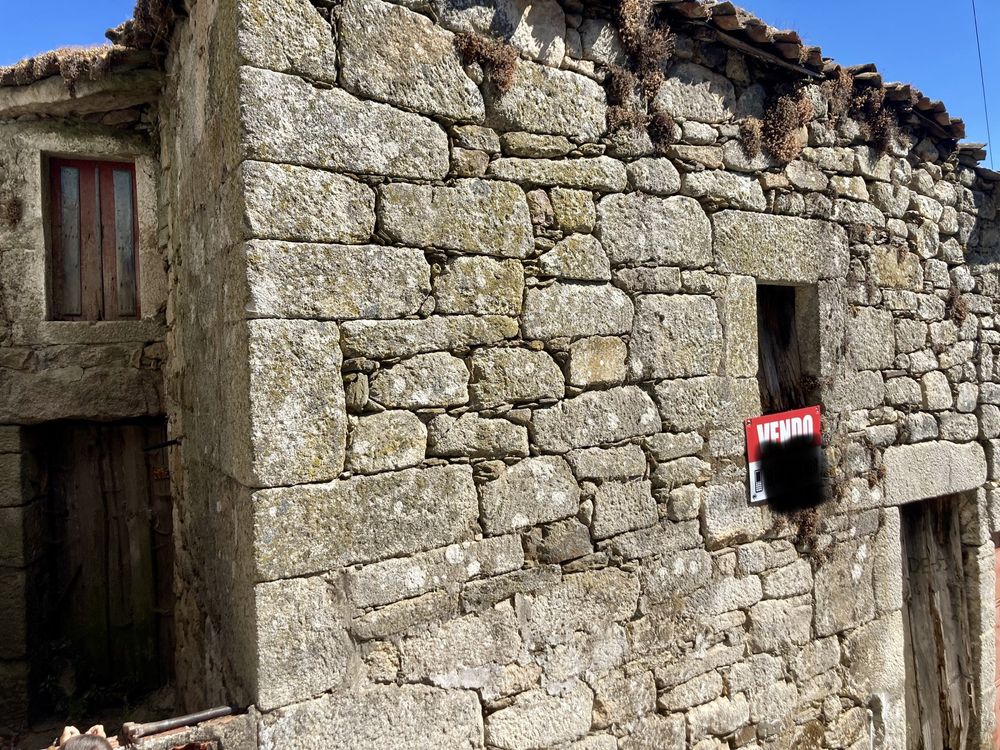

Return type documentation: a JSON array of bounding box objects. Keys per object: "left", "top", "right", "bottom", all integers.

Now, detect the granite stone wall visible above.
[{"left": 172, "top": 0, "right": 1000, "bottom": 747}]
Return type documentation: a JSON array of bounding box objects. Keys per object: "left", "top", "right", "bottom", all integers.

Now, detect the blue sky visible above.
[{"left": 1, "top": 0, "right": 997, "bottom": 163}]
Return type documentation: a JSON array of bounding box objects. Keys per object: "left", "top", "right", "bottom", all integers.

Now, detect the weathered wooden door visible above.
[
  {"left": 902, "top": 496, "right": 973, "bottom": 750},
  {"left": 994, "top": 538, "right": 1000, "bottom": 749},
  {"left": 31, "top": 419, "right": 173, "bottom": 717}
]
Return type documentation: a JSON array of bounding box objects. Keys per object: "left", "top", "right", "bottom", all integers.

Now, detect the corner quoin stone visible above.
[{"left": 253, "top": 465, "right": 478, "bottom": 579}]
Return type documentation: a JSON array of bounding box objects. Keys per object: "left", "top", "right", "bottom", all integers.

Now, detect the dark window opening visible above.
[
  {"left": 48, "top": 157, "right": 140, "bottom": 321},
  {"left": 23, "top": 419, "right": 174, "bottom": 730},
  {"left": 756, "top": 284, "right": 817, "bottom": 414}
]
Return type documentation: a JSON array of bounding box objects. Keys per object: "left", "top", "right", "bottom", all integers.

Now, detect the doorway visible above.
[
  {"left": 24, "top": 419, "right": 174, "bottom": 726},
  {"left": 902, "top": 496, "right": 974, "bottom": 750}
]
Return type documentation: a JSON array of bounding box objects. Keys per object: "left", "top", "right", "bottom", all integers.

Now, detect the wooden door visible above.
[
  {"left": 31, "top": 420, "right": 173, "bottom": 717},
  {"left": 994, "top": 538, "right": 1000, "bottom": 749},
  {"left": 902, "top": 497, "right": 973, "bottom": 750}
]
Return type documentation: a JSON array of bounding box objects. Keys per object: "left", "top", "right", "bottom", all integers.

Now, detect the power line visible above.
[{"left": 972, "top": 0, "right": 995, "bottom": 169}]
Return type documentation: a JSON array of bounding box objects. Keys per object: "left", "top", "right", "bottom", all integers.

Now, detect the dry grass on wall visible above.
[
  {"left": 455, "top": 33, "right": 519, "bottom": 93},
  {"left": 606, "top": 0, "right": 676, "bottom": 151}
]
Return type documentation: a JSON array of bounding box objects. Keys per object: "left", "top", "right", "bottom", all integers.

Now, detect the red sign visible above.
[{"left": 744, "top": 406, "right": 821, "bottom": 504}]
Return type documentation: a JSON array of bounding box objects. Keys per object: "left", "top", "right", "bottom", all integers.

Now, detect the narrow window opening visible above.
[
  {"left": 48, "top": 157, "right": 140, "bottom": 321},
  {"left": 756, "top": 284, "right": 805, "bottom": 414}
]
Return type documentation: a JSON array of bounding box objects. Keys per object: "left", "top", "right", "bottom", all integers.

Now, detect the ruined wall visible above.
[
  {"left": 168, "top": 0, "right": 1000, "bottom": 747},
  {"left": 0, "top": 72, "right": 165, "bottom": 734}
]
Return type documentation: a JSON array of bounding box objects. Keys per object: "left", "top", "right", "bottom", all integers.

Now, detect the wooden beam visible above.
[{"left": 699, "top": 24, "right": 824, "bottom": 79}]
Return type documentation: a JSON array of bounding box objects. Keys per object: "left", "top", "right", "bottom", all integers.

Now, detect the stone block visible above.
[
  {"left": 722, "top": 275, "right": 758, "bottom": 378},
  {"left": 847, "top": 307, "right": 895, "bottom": 370},
  {"left": 550, "top": 188, "right": 596, "bottom": 233},
  {"left": 654, "top": 377, "right": 742, "bottom": 432},
  {"left": 686, "top": 694, "right": 750, "bottom": 739},
  {"left": 522, "top": 282, "right": 633, "bottom": 339},
  {"left": 700, "top": 482, "right": 765, "bottom": 549},
  {"left": 814, "top": 540, "right": 875, "bottom": 636},
  {"left": 539, "top": 235, "right": 611, "bottom": 281},
  {"left": 257, "top": 684, "right": 484, "bottom": 749},
  {"left": 826, "top": 371, "right": 885, "bottom": 412},
  {"left": 501, "top": 132, "right": 573, "bottom": 157},
  {"left": 481, "top": 456, "right": 580, "bottom": 534},
  {"left": 485, "top": 683, "right": 592, "bottom": 750},
  {"left": 255, "top": 576, "right": 355, "bottom": 711},
  {"left": 790, "top": 636, "right": 840, "bottom": 681},
  {"left": 434, "top": 257, "right": 524, "bottom": 315},
  {"left": 618, "top": 714, "right": 685, "bottom": 750},
  {"left": 342, "top": 316, "right": 518, "bottom": 360},
  {"left": 842, "top": 614, "right": 906, "bottom": 749},
  {"left": 873, "top": 509, "right": 903, "bottom": 615},
  {"left": 253, "top": 465, "right": 478, "bottom": 579},
  {"left": 340, "top": 0, "right": 483, "bottom": 121},
  {"left": 242, "top": 320, "right": 345, "bottom": 487},
  {"left": 433, "top": 0, "right": 566, "bottom": 65},
  {"left": 0, "top": 427, "right": 20, "bottom": 454},
  {"left": 352, "top": 590, "right": 458, "bottom": 640},
  {"left": 486, "top": 60, "right": 606, "bottom": 140},
  {"left": 0, "top": 568, "right": 26, "bottom": 659},
  {"left": 427, "top": 413, "right": 528, "bottom": 458},
  {"left": 400, "top": 605, "right": 522, "bottom": 686},
  {"left": 592, "top": 669, "right": 656, "bottom": 728},
  {"left": 642, "top": 548, "right": 712, "bottom": 604},
  {"left": 241, "top": 67, "right": 448, "bottom": 180},
  {"left": 628, "top": 295, "right": 722, "bottom": 379},
  {"left": 489, "top": 157, "right": 627, "bottom": 192},
  {"left": 533, "top": 386, "right": 661, "bottom": 452},
  {"left": 761, "top": 559, "right": 812, "bottom": 599},
  {"left": 566, "top": 444, "right": 647, "bottom": 481},
  {"left": 657, "top": 669, "right": 723, "bottom": 712},
  {"left": 654, "top": 62, "right": 736, "bottom": 124},
  {"left": 685, "top": 575, "right": 763, "bottom": 616},
  {"left": 346, "top": 411, "right": 426, "bottom": 474},
  {"left": 237, "top": 0, "right": 338, "bottom": 81},
  {"left": 461, "top": 565, "right": 561, "bottom": 612},
  {"left": 681, "top": 170, "right": 766, "bottom": 211},
  {"left": 882, "top": 441, "right": 986, "bottom": 505},
  {"left": 0, "top": 661, "right": 28, "bottom": 730},
  {"left": 524, "top": 569, "right": 639, "bottom": 647},
  {"left": 748, "top": 596, "right": 813, "bottom": 654},
  {"left": 369, "top": 352, "right": 469, "bottom": 409},
  {"left": 380, "top": 180, "right": 532, "bottom": 258},
  {"left": 591, "top": 480, "right": 657, "bottom": 540},
  {"left": 626, "top": 158, "right": 681, "bottom": 195},
  {"left": 567, "top": 336, "right": 626, "bottom": 387},
  {"left": 240, "top": 161, "right": 374, "bottom": 244},
  {"left": 349, "top": 535, "right": 522, "bottom": 608},
  {"left": 469, "top": 348, "right": 564, "bottom": 408},
  {"left": 243, "top": 241, "right": 429, "bottom": 319},
  {"left": 596, "top": 194, "right": 711, "bottom": 268},
  {"left": 713, "top": 211, "right": 848, "bottom": 283},
  {"left": 920, "top": 370, "right": 952, "bottom": 410}
]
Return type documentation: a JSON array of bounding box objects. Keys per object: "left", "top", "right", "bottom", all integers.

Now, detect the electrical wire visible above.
[{"left": 972, "top": 0, "right": 995, "bottom": 169}]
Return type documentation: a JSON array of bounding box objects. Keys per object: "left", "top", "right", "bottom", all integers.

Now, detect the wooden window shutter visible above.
[{"left": 50, "top": 158, "right": 140, "bottom": 321}]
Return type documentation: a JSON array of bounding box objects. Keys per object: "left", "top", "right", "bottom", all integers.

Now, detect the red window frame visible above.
[{"left": 49, "top": 157, "right": 140, "bottom": 321}]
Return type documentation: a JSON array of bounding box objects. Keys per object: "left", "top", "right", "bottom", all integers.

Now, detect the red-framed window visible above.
[{"left": 49, "top": 157, "right": 140, "bottom": 321}]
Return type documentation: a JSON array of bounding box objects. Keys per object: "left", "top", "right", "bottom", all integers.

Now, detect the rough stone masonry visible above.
[{"left": 2, "top": 0, "right": 1000, "bottom": 747}]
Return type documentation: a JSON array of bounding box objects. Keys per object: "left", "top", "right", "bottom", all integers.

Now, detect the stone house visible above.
[{"left": 0, "top": 0, "right": 999, "bottom": 747}]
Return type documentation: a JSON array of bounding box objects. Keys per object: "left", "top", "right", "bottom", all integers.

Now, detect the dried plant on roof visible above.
[
  {"left": 823, "top": 66, "right": 854, "bottom": 121},
  {"left": 761, "top": 90, "right": 814, "bottom": 163},
  {"left": 455, "top": 33, "right": 519, "bottom": 93},
  {"left": 0, "top": 45, "right": 129, "bottom": 94},
  {"left": 850, "top": 86, "right": 900, "bottom": 155},
  {"left": 106, "top": 0, "right": 182, "bottom": 50}
]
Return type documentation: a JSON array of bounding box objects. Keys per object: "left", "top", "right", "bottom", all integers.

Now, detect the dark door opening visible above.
[
  {"left": 902, "top": 496, "right": 973, "bottom": 750},
  {"left": 25, "top": 419, "right": 174, "bottom": 729}
]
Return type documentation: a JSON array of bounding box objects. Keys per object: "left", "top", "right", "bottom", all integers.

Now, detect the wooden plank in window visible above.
[
  {"left": 79, "top": 164, "right": 104, "bottom": 320},
  {"left": 57, "top": 166, "right": 82, "bottom": 316},
  {"left": 98, "top": 166, "right": 118, "bottom": 319},
  {"left": 113, "top": 169, "right": 137, "bottom": 317},
  {"left": 756, "top": 284, "right": 806, "bottom": 414}
]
